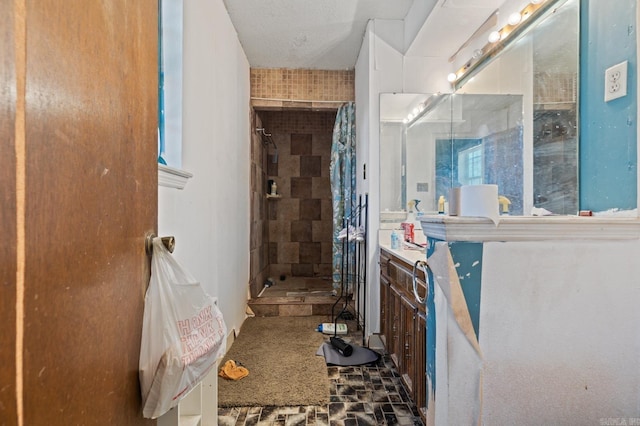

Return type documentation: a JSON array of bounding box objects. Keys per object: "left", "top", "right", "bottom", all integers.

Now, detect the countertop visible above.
[{"left": 379, "top": 229, "right": 427, "bottom": 265}]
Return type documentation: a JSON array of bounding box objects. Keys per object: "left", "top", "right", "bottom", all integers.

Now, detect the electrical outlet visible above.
[{"left": 604, "top": 60, "right": 628, "bottom": 102}]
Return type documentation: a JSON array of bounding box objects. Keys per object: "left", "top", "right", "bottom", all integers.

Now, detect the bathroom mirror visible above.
[{"left": 379, "top": 0, "right": 579, "bottom": 220}]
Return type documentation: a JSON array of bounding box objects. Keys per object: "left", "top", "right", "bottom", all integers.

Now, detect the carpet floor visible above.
[{"left": 218, "top": 316, "right": 330, "bottom": 407}]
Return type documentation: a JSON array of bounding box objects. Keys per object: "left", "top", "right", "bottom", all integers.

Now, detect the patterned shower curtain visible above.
[{"left": 330, "top": 102, "right": 356, "bottom": 292}]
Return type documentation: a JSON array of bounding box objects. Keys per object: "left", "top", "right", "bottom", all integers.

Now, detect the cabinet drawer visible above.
[{"left": 388, "top": 260, "right": 427, "bottom": 310}]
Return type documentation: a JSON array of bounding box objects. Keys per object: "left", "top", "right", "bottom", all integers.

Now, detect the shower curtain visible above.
[{"left": 330, "top": 102, "right": 356, "bottom": 292}]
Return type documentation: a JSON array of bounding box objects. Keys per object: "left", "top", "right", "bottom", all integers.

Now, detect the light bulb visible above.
[
  {"left": 508, "top": 12, "right": 522, "bottom": 26},
  {"left": 402, "top": 118, "right": 409, "bottom": 124},
  {"left": 488, "top": 31, "right": 501, "bottom": 43},
  {"left": 447, "top": 73, "right": 457, "bottom": 83},
  {"left": 412, "top": 107, "right": 420, "bottom": 116},
  {"left": 407, "top": 113, "right": 414, "bottom": 121}
]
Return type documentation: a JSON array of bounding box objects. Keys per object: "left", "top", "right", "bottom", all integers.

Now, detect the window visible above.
[
  {"left": 458, "top": 144, "right": 483, "bottom": 185},
  {"left": 158, "top": 0, "right": 182, "bottom": 167}
]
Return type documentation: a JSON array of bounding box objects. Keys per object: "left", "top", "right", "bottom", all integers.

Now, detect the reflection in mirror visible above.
[
  {"left": 380, "top": 93, "right": 434, "bottom": 220},
  {"left": 379, "top": 0, "right": 578, "bottom": 219},
  {"left": 457, "top": 0, "right": 578, "bottom": 214},
  {"left": 444, "top": 94, "right": 524, "bottom": 214}
]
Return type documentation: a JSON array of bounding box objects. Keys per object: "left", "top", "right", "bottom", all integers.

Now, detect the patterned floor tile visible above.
[{"left": 218, "top": 321, "right": 424, "bottom": 426}]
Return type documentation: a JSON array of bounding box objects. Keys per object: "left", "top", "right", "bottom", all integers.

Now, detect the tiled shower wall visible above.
[
  {"left": 261, "top": 110, "right": 336, "bottom": 281},
  {"left": 248, "top": 68, "right": 354, "bottom": 298},
  {"left": 250, "top": 68, "right": 354, "bottom": 109},
  {"left": 249, "top": 111, "right": 270, "bottom": 298}
]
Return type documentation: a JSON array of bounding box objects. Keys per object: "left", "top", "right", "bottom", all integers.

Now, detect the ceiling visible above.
[
  {"left": 222, "top": 0, "right": 509, "bottom": 70},
  {"left": 222, "top": 0, "right": 413, "bottom": 69}
]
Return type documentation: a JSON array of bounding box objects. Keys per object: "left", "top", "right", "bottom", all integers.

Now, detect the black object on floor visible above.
[
  {"left": 330, "top": 336, "right": 353, "bottom": 357},
  {"left": 317, "top": 342, "right": 380, "bottom": 366}
]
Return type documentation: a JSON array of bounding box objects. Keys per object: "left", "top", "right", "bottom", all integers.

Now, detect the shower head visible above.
[{"left": 257, "top": 127, "right": 278, "bottom": 163}]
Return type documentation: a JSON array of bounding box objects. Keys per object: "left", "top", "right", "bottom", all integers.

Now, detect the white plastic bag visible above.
[{"left": 139, "top": 238, "right": 227, "bottom": 419}]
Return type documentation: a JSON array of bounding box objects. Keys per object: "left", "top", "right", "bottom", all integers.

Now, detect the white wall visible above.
[
  {"left": 480, "top": 240, "right": 640, "bottom": 423},
  {"left": 356, "top": 19, "right": 405, "bottom": 337},
  {"left": 158, "top": 0, "right": 250, "bottom": 339},
  {"left": 403, "top": 0, "right": 438, "bottom": 53},
  {"left": 357, "top": 18, "right": 459, "bottom": 337}
]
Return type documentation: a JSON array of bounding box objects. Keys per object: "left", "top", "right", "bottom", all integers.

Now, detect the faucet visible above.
[{"left": 498, "top": 195, "right": 511, "bottom": 214}]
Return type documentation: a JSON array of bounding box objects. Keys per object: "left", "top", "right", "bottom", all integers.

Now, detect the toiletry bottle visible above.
[
  {"left": 317, "top": 323, "right": 348, "bottom": 335},
  {"left": 438, "top": 195, "right": 445, "bottom": 214},
  {"left": 391, "top": 229, "right": 400, "bottom": 250},
  {"left": 406, "top": 200, "right": 416, "bottom": 222},
  {"left": 271, "top": 181, "right": 277, "bottom": 196}
]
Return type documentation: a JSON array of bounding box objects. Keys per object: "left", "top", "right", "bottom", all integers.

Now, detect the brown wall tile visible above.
[
  {"left": 312, "top": 219, "right": 333, "bottom": 242},
  {"left": 255, "top": 110, "right": 334, "bottom": 279},
  {"left": 269, "top": 242, "right": 278, "bottom": 265},
  {"left": 291, "top": 134, "right": 312, "bottom": 155},
  {"left": 270, "top": 264, "right": 292, "bottom": 279},
  {"left": 278, "top": 242, "right": 299, "bottom": 264},
  {"left": 312, "top": 177, "right": 332, "bottom": 200},
  {"left": 300, "top": 156, "right": 322, "bottom": 177},
  {"left": 250, "top": 68, "right": 355, "bottom": 103},
  {"left": 321, "top": 199, "right": 333, "bottom": 222},
  {"left": 291, "top": 220, "right": 312, "bottom": 242},
  {"left": 300, "top": 199, "right": 322, "bottom": 221},
  {"left": 269, "top": 218, "right": 291, "bottom": 242},
  {"left": 291, "top": 177, "right": 312, "bottom": 198},
  {"left": 300, "top": 242, "right": 322, "bottom": 264},
  {"left": 292, "top": 263, "right": 314, "bottom": 277},
  {"left": 321, "top": 241, "right": 333, "bottom": 264},
  {"left": 267, "top": 160, "right": 278, "bottom": 177}
]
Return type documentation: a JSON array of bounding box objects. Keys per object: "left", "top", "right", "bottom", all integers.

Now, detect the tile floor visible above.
[{"left": 218, "top": 320, "right": 424, "bottom": 426}]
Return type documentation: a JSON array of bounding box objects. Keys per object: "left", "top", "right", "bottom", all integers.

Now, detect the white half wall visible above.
[
  {"left": 480, "top": 240, "right": 640, "bottom": 424},
  {"left": 158, "top": 0, "right": 250, "bottom": 338}
]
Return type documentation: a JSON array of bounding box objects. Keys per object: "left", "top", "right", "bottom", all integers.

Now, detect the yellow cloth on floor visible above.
[{"left": 219, "top": 360, "right": 249, "bottom": 380}]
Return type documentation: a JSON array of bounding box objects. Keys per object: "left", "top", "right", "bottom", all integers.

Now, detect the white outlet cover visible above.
[{"left": 604, "top": 60, "right": 628, "bottom": 102}]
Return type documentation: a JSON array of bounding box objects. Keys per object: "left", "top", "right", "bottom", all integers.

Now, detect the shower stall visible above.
[{"left": 248, "top": 110, "right": 336, "bottom": 300}]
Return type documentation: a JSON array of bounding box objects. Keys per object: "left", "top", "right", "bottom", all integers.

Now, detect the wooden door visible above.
[
  {"left": 1, "top": 0, "right": 18, "bottom": 423},
  {"left": 2, "top": 1, "right": 157, "bottom": 424}
]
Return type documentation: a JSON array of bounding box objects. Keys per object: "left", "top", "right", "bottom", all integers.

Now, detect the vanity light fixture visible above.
[
  {"left": 488, "top": 30, "right": 501, "bottom": 43},
  {"left": 447, "top": 0, "right": 559, "bottom": 90},
  {"left": 402, "top": 93, "right": 445, "bottom": 127},
  {"left": 508, "top": 12, "right": 522, "bottom": 26}
]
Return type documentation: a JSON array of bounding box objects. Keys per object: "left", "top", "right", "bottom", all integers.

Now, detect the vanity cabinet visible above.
[{"left": 379, "top": 248, "right": 427, "bottom": 421}]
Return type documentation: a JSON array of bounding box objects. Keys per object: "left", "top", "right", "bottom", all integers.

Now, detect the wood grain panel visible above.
[
  {"left": 1, "top": 0, "right": 18, "bottom": 424},
  {"left": 21, "top": 1, "right": 157, "bottom": 424}
]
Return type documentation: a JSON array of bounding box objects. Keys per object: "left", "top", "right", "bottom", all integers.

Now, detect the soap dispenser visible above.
[{"left": 406, "top": 200, "right": 416, "bottom": 222}]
